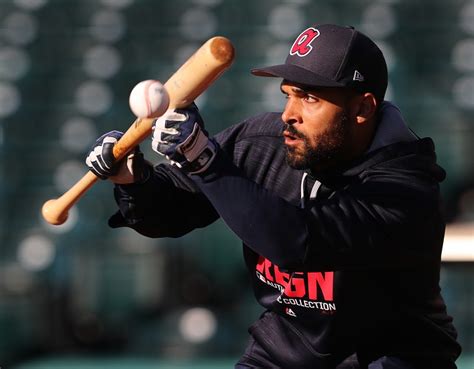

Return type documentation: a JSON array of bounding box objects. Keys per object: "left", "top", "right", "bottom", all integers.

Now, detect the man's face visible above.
[{"left": 280, "top": 82, "right": 354, "bottom": 172}]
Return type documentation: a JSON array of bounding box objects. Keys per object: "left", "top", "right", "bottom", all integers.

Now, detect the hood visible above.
[
  {"left": 311, "top": 101, "right": 446, "bottom": 183},
  {"left": 367, "top": 101, "right": 418, "bottom": 153}
]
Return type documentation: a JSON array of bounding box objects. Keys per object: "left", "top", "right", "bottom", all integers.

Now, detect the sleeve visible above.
[
  {"left": 109, "top": 163, "right": 219, "bottom": 238},
  {"left": 190, "top": 149, "right": 442, "bottom": 270},
  {"left": 107, "top": 118, "right": 257, "bottom": 238}
]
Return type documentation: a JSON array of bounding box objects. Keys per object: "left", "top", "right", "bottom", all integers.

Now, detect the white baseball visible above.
[{"left": 129, "top": 79, "right": 170, "bottom": 118}]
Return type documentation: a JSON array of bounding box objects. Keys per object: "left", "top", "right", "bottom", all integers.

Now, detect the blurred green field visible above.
[
  {"left": 12, "top": 354, "right": 474, "bottom": 369},
  {"left": 15, "top": 357, "right": 237, "bottom": 369}
]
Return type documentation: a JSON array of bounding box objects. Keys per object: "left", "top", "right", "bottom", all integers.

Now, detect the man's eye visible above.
[{"left": 304, "top": 94, "right": 318, "bottom": 102}]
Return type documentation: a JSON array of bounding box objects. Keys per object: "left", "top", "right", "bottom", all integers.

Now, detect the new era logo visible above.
[{"left": 353, "top": 70, "right": 365, "bottom": 82}]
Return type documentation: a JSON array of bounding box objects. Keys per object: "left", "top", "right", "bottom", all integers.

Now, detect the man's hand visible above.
[
  {"left": 151, "top": 103, "right": 217, "bottom": 174},
  {"left": 85, "top": 130, "right": 148, "bottom": 184}
]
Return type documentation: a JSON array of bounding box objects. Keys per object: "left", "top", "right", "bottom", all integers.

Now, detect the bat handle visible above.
[
  {"left": 42, "top": 171, "right": 99, "bottom": 225},
  {"left": 42, "top": 118, "right": 155, "bottom": 225}
]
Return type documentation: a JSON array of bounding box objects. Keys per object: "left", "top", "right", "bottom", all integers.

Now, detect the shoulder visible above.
[
  {"left": 214, "top": 112, "right": 284, "bottom": 146},
  {"left": 372, "top": 138, "right": 444, "bottom": 181},
  {"left": 347, "top": 139, "right": 445, "bottom": 207},
  {"left": 347, "top": 138, "right": 444, "bottom": 180}
]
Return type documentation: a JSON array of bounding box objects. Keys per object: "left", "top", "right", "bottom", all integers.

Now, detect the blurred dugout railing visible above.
[{"left": 0, "top": 0, "right": 473, "bottom": 368}]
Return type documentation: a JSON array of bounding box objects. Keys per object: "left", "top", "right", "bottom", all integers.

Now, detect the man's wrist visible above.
[
  {"left": 180, "top": 138, "right": 218, "bottom": 174},
  {"left": 188, "top": 146, "right": 228, "bottom": 182}
]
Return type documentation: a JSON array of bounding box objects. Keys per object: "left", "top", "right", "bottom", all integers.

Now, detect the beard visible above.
[{"left": 284, "top": 112, "right": 350, "bottom": 172}]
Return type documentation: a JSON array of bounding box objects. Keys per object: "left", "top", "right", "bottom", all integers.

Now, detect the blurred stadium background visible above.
[{"left": 0, "top": 0, "right": 472, "bottom": 368}]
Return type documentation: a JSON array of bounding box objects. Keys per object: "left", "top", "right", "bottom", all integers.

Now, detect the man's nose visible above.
[{"left": 281, "top": 98, "right": 301, "bottom": 125}]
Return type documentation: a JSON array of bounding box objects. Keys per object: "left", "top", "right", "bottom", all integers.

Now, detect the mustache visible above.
[{"left": 283, "top": 124, "right": 306, "bottom": 139}]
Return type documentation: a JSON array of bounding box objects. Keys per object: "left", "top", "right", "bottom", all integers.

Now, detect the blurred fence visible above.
[{"left": 0, "top": 0, "right": 473, "bottom": 368}]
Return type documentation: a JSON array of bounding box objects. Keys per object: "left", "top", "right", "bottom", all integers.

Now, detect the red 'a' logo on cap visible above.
[{"left": 290, "top": 27, "right": 320, "bottom": 57}]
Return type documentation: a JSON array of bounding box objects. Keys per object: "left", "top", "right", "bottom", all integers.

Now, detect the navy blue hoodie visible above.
[{"left": 110, "top": 103, "right": 461, "bottom": 368}]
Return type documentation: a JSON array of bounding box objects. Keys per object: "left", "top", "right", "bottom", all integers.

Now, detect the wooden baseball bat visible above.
[{"left": 42, "top": 36, "right": 235, "bottom": 225}]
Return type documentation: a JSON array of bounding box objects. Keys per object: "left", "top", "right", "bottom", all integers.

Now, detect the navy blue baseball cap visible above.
[{"left": 251, "top": 24, "right": 388, "bottom": 101}]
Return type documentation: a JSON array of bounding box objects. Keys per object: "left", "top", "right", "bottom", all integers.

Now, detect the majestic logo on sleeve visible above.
[
  {"left": 290, "top": 27, "right": 320, "bottom": 57},
  {"left": 256, "top": 256, "right": 336, "bottom": 316}
]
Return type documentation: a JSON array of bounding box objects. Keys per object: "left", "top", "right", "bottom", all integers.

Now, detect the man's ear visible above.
[{"left": 354, "top": 93, "right": 378, "bottom": 125}]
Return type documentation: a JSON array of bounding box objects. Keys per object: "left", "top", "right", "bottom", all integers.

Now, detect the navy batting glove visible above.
[
  {"left": 86, "top": 130, "right": 124, "bottom": 179},
  {"left": 151, "top": 103, "right": 217, "bottom": 174}
]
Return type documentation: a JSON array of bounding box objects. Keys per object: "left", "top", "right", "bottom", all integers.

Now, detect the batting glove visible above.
[
  {"left": 151, "top": 103, "right": 217, "bottom": 174},
  {"left": 86, "top": 130, "right": 149, "bottom": 184}
]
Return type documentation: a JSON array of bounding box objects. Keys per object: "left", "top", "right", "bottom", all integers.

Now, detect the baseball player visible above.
[{"left": 86, "top": 24, "right": 461, "bottom": 368}]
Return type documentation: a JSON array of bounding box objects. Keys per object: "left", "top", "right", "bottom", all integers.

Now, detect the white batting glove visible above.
[
  {"left": 151, "top": 103, "right": 217, "bottom": 174},
  {"left": 86, "top": 130, "right": 149, "bottom": 184}
]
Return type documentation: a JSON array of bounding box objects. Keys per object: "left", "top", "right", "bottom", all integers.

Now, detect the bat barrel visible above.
[
  {"left": 210, "top": 36, "right": 235, "bottom": 64},
  {"left": 164, "top": 36, "right": 235, "bottom": 108}
]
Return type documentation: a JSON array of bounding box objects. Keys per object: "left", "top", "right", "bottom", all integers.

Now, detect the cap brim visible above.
[{"left": 251, "top": 64, "right": 345, "bottom": 88}]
